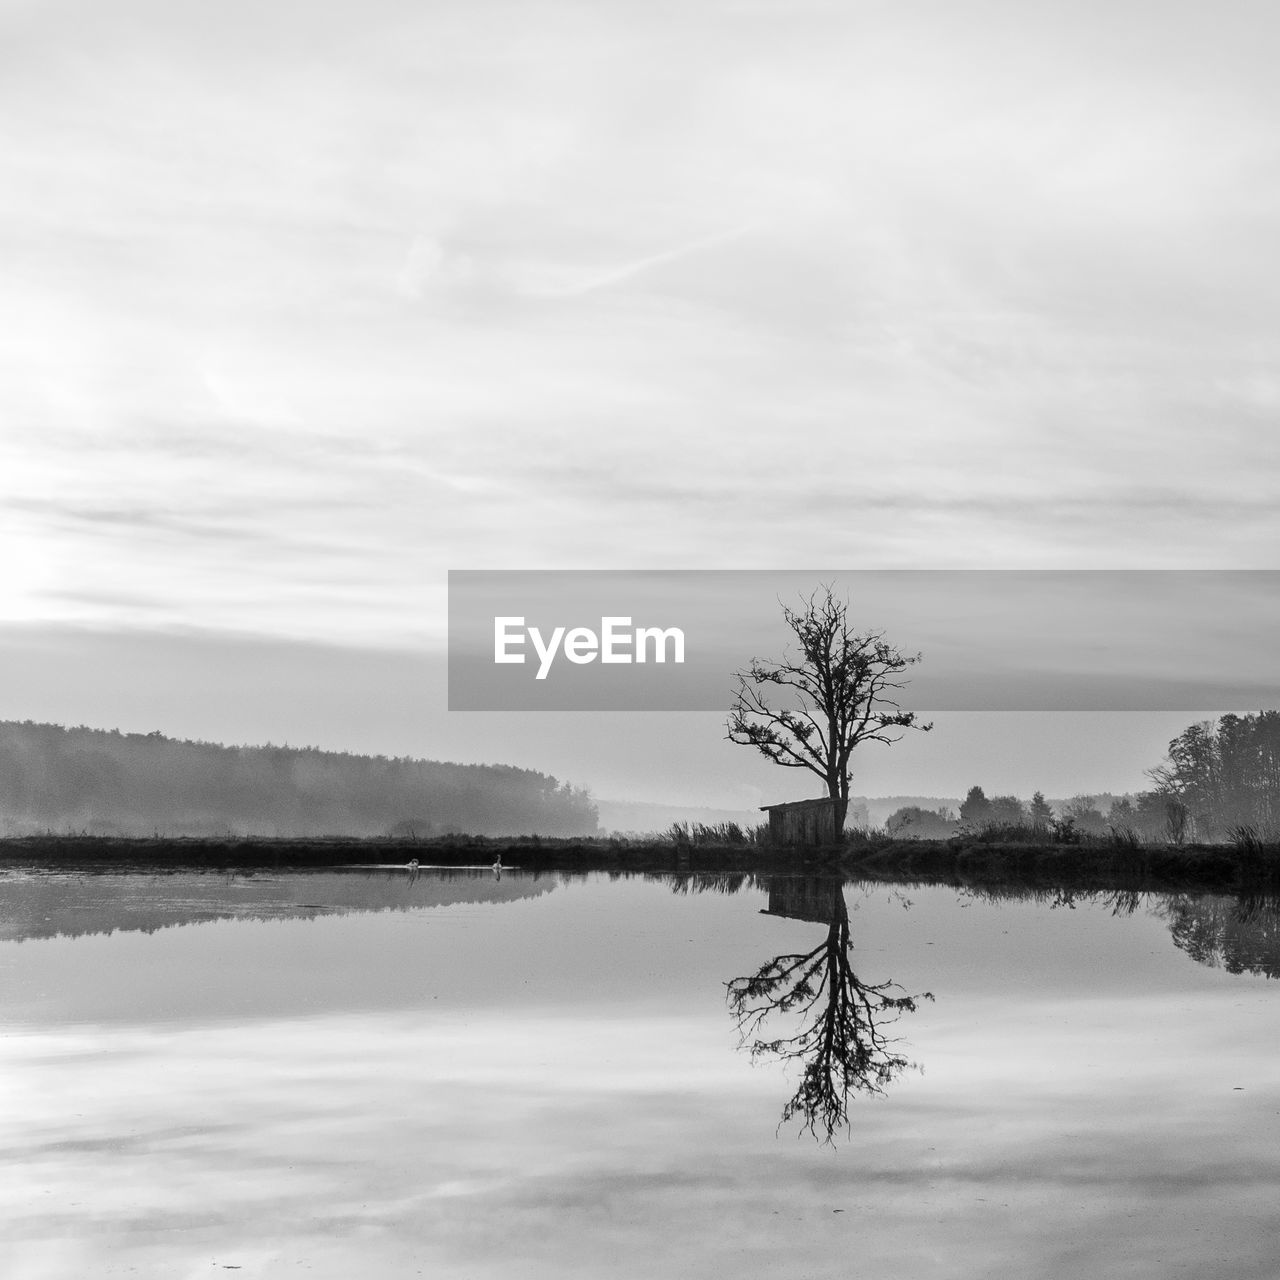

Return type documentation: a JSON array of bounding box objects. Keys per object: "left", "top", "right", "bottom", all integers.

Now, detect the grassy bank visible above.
[
  {"left": 2, "top": 832, "right": 1279, "bottom": 892},
  {"left": 0, "top": 833, "right": 805, "bottom": 876},
  {"left": 842, "top": 837, "right": 1273, "bottom": 891}
]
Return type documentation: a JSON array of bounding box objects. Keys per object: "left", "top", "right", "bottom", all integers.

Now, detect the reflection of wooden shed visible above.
[
  {"left": 760, "top": 798, "right": 839, "bottom": 847},
  {"left": 761, "top": 877, "right": 842, "bottom": 923}
]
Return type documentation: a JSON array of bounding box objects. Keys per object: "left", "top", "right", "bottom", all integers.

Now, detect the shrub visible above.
[
  {"left": 886, "top": 806, "right": 958, "bottom": 840},
  {"left": 1051, "top": 815, "right": 1080, "bottom": 845},
  {"left": 1228, "top": 824, "right": 1278, "bottom": 860},
  {"left": 670, "top": 820, "right": 755, "bottom": 847}
]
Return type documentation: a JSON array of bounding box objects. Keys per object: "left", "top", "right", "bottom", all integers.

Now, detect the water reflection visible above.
[
  {"left": 5, "top": 869, "right": 1280, "bottom": 1278},
  {"left": 0, "top": 867, "right": 552, "bottom": 942},
  {"left": 9, "top": 867, "right": 1280, "bottom": 992},
  {"left": 1157, "top": 893, "right": 1280, "bottom": 978},
  {"left": 727, "top": 878, "right": 932, "bottom": 1143},
  {"left": 944, "top": 883, "right": 1280, "bottom": 981}
]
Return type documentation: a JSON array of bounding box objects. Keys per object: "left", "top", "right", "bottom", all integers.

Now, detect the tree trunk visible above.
[{"left": 828, "top": 779, "right": 847, "bottom": 841}]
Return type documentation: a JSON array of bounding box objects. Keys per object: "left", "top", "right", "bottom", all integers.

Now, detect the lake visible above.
[{"left": 3, "top": 868, "right": 1278, "bottom": 1278}]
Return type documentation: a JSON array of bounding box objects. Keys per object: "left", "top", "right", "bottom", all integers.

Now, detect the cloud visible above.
[
  {"left": 512, "top": 224, "right": 758, "bottom": 298},
  {"left": 1, "top": 0, "right": 1276, "bottom": 651}
]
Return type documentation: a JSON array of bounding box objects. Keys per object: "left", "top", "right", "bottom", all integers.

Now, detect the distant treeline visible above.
[
  {"left": 884, "top": 712, "right": 1280, "bottom": 845},
  {"left": 0, "top": 720, "right": 598, "bottom": 838},
  {"left": 884, "top": 789, "right": 1165, "bottom": 842}
]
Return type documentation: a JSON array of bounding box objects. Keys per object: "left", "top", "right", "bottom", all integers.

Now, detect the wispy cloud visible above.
[
  {"left": 514, "top": 224, "right": 758, "bottom": 298},
  {"left": 2, "top": 0, "right": 1276, "bottom": 645}
]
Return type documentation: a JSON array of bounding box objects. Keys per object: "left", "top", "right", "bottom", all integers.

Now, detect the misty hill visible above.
[{"left": 0, "top": 720, "right": 598, "bottom": 839}]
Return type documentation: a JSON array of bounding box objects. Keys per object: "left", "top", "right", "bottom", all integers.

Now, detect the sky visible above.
[{"left": 2, "top": 0, "right": 1277, "bottom": 808}]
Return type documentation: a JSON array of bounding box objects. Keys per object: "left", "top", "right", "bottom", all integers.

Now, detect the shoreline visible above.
[{"left": 0, "top": 833, "right": 1276, "bottom": 893}]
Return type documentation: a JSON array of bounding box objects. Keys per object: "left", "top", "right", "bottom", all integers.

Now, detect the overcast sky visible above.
[{"left": 2, "top": 0, "right": 1276, "bottom": 806}]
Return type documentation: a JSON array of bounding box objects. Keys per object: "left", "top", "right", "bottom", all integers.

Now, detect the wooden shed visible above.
[{"left": 760, "top": 797, "right": 839, "bottom": 847}]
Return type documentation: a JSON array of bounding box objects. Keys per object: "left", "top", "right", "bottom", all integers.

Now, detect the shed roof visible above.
[{"left": 759, "top": 797, "right": 838, "bottom": 813}]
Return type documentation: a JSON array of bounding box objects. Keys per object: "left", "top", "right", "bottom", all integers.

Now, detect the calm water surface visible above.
[{"left": 2, "top": 869, "right": 1278, "bottom": 1278}]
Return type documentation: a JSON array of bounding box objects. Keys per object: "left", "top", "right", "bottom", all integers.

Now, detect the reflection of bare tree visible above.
[{"left": 727, "top": 880, "right": 932, "bottom": 1143}]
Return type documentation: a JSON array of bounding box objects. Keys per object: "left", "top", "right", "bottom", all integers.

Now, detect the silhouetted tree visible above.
[
  {"left": 988, "top": 794, "right": 1028, "bottom": 826},
  {"left": 1150, "top": 720, "right": 1219, "bottom": 838},
  {"left": 1127, "top": 790, "right": 1172, "bottom": 842},
  {"left": 727, "top": 588, "right": 930, "bottom": 837},
  {"left": 959, "top": 785, "right": 992, "bottom": 826},
  {"left": 1150, "top": 713, "right": 1280, "bottom": 840},
  {"left": 726, "top": 881, "right": 932, "bottom": 1142},
  {"left": 1165, "top": 798, "right": 1189, "bottom": 846},
  {"left": 1029, "top": 791, "right": 1053, "bottom": 827}
]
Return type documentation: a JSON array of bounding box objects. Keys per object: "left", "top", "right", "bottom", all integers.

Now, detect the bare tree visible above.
[
  {"left": 727, "top": 587, "right": 931, "bottom": 836},
  {"left": 727, "top": 882, "right": 932, "bottom": 1143}
]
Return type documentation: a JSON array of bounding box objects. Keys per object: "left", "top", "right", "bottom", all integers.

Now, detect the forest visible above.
[{"left": 0, "top": 720, "right": 599, "bottom": 838}]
